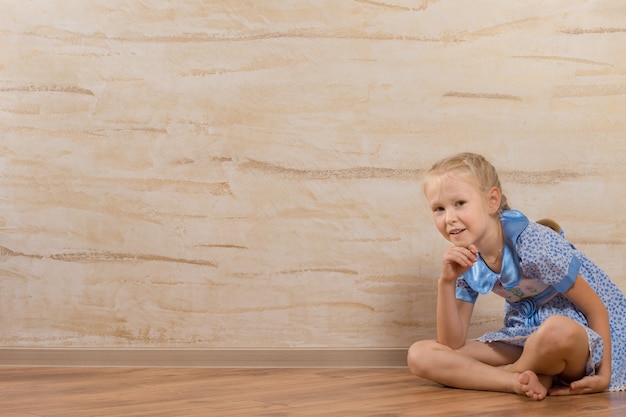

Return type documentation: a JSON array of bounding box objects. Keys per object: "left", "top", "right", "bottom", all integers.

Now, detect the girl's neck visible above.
[{"left": 479, "top": 219, "right": 504, "bottom": 266}]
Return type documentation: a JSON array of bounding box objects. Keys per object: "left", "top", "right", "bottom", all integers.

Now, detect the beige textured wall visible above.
[{"left": 1, "top": 1, "right": 625, "bottom": 348}]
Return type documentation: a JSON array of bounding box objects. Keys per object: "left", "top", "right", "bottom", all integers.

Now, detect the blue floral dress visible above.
[{"left": 456, "top": 210, "right": 626, "bottom": 391}]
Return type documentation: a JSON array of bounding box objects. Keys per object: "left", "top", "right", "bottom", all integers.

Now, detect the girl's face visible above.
[{"left": 424, "top": 175, "right": 499, "bottom": 249}]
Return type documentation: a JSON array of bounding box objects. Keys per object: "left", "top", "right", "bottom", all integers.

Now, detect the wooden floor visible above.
[{"left": 1, "top": 367, "right": 626, "bottom": 416}]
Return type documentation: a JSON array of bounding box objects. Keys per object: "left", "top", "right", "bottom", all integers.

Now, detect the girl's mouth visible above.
[{"left": 450, "top": 229, "right": 466, "bottom": 236}]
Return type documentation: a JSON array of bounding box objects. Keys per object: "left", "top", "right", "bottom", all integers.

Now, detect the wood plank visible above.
[{"left": 1, "top": 367, "right": 625, "bottom": 416}]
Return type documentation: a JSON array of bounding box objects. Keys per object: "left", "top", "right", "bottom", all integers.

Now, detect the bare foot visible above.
[{"left": 518, "top": 371, "right": 549, "bottom": 401}]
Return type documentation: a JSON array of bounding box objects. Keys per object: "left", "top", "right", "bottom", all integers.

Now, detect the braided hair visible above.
[{"left": 423, "top": 152, "right": 510, "bottom": 213}]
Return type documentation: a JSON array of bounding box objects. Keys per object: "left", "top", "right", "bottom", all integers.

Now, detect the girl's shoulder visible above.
[
  {"left": 513, "top": 213, "right": 568, "bottom": 247},
  {"left": 516, "top": 220, "right": 571, "bottom": 258},
  {"left": 501, "top": 210, "right": 565, "bottom": 242}
]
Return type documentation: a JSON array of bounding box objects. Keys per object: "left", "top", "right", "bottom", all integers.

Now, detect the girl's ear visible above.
[{"left": 487, "top": 187, "right": 502, "bottom": 215}]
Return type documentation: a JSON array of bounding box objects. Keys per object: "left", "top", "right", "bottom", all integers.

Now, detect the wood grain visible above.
[{"left": 1, "top": 367, "right": 625, "bottom": 417}]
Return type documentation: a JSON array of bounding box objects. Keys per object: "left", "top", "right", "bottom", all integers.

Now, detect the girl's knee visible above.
[
  {"left": 407, "top": 340, "right": 440, "bottom": 377},
  {"left": 534, "top": 316, "right": 587, "bottom": 351}
]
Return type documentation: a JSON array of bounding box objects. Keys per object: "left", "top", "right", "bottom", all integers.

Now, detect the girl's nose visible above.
[{"left": 445, "top": 209, "right": 457, "bottom": 224}]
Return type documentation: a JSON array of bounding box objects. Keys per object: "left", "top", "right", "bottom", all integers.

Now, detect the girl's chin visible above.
[
  {"left": 449, "top": 234, "right": 469, "bottom": 245},
  {"left": 446, "top": 238, "right": 465, "bottom": 245}
]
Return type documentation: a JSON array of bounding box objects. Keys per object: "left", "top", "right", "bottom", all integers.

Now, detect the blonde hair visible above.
[{"left": 423, "top": 152, "right": 511, "bottom": 212}]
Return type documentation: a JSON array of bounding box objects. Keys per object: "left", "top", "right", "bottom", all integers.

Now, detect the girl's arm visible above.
[
  {"left": 436, "top": 245, "right": 477, "bottom": 349},
  {"left": 436, "top": 278, "right": 474, "bottom": 348},
  {"left": 553, "top": 275, "right": 611, "bottom": 394}
]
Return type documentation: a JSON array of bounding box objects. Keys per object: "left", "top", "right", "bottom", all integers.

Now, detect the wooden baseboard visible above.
[{"left": 0, "top": 348, "right": 408, "bottom": 368}]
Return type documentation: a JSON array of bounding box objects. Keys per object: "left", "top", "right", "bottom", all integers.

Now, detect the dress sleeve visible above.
[
  {"left": 456, "top": 276, "right": 479, "bottom": 303},
  {"left": 517, "top": 222, "right": 582, "bottom": 293}
]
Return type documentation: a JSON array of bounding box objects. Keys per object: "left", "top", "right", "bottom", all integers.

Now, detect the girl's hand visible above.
[
  {"left": 440, "top": 245, "right": 478, "bottom": 283},
  {"left": 548, "top": 374, "right": 610, "bottom": 396}
]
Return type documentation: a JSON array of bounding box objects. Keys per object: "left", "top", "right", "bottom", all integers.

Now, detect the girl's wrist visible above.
[{"left": 438, "top": 276, "right": 457, "bottom": 286}]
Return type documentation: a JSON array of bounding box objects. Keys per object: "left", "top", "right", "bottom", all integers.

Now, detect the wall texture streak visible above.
[{"left": 1, "top": 1, "right": 625, "bottom": 348}]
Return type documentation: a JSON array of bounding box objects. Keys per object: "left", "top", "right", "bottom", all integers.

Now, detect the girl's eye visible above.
[
  {"left": 432, "top": 206, "right": 444, "bottom": 213},
  {"left": 455, "top": 200, "right": 466, "bottom": 207}
]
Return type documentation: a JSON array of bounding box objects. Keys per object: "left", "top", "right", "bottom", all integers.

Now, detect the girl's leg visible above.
[
  {"left": 504, "top": 315, "right": 590, "bottom": 382},
  {"left": 407, "top": 339, "right": 528, "bottom": 395},
  {"left": 407, "top": 315, "right": 590, "bottom": 401},
  {"left": 455, "top": 339, "right": 522, "bottom": 365}
]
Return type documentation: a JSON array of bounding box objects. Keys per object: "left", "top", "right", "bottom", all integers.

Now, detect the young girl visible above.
[{"left": 407, "top": 152, "right": 626, "bottom": 400}]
